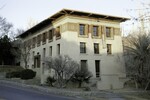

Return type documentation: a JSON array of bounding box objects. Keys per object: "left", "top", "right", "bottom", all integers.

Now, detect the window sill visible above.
[
  {"left": 42, "top": 42, "right": 46, "bottom": 45},
  {"left": 106, "top": 37, "right": 114, "bottom": 40},
  {"left": 92, "top": 36, "right": 101, "bottom": 39},
  {"left": 56, "top": 36, "right": 61, "bottom": 40},
  {"left": 32, "top": 45, "right": 35, "bottom": 48},
  {"left": 96, "top": 77, "right": 101, "bottom": 80},
  {"left": 49, "top": 39, "right": 53, "bottom": 43},
  {"left": 37, "top": 44, "right": 41, "bottom": 47},
  {"left": 78, "top": 35, "right": 88, "bottom": 38},
  {"left": 80, "top": 53, "right": 88, "bottom": 55}
]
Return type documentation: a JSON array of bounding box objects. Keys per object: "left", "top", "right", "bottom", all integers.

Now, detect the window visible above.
[
  {"left": 94, "top": 43, "right": 99, "bottom": 54},
  {"left": 37, "top": 34, "right": 41, "bottom": 46},
  {"left": 107, "top": 44, "right": 112, "bottom": 55},
  {"left": 32, "top": 37, "right": 36, "bottom": 48},
  {"left": 79, "top": 24, "right": 85, "bottom": 35},
  {"left": 80, "top": 42, "right": 86, "bottom": 53},
  {"left": 49, "top": 46, "right": 52, "bottom": 56},
  {"left": 42, "top": 63, "right": 45, "bottom": 74},
  {"left": 106, "top": 27, "right": 111, "bottom": 37},
  {"left": 57, "top": 44, "right": 60, "bottom": 55},
  {"left": 95, "top": 60, "right": 100, "bottom": 78},
  {"left": 43, "top": 48, "right": 46, "bottom": 58},
  {"left": 42, "top": 32, "right": 46, "bottom": 44},
  {"left": 49, "top": 30, "right": 53, "bottom": 41},
  {"left": 37, "top": 53, "right": 40, "bottom": 68},
  {"left": 32, "top": 51, "right": 35, "bottom": 60},
  {"left": 81, "top": 60, "right": 87, "bottom": 71},
  {"left": 56, "top": 27, "right": 61, "bottom": 39},
  {"left": 93, "top": 26, "right": 98, "bottom": 36}
]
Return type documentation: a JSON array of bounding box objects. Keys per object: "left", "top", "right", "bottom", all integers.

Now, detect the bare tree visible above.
[
  {"left": 13, "top": 38, "right": 31, "bottom": 69},
  {"left": 21, "top": 40, "right": 31, "bottom": 69},
  {"left": 0, "top": 16, "right": 13, "bottom": 38},
  {"left": 26, "top": 18, "right": 38, "bottom": 29},
  {"left": 45, "top": 55, "right": 79, "bottom": 88}
]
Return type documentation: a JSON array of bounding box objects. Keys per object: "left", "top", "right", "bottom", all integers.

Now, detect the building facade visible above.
[{"left": 18, "top": 9, "right": 129, "bottom": 90}]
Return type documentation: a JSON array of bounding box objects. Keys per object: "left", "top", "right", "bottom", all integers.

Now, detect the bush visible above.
[
  {"left": 46, "top": 76, "right": 56, "bottom": 87},
  {"left": 72, "top": 69, "right": 92, "bottom": 88},
  {"left": 6, "top": 72, "right": 13, "bottom": 78},
  {"left": 20, "top": 69, "right": 36, "bottom": 80},
  {"left": 83, "top": 87, "right": 91, "bottom": 91},
  {"left": 6, "top": 71, "right": 21, "bottom": 78}
]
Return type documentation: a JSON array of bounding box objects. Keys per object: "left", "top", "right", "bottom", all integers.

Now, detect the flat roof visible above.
[{"left": 18, "top": 9, "right": 130, "bottom": 38}]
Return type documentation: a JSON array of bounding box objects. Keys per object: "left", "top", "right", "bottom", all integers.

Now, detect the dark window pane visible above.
[
  {"left": 107, "top": 44, "right": 112, "bottom": 54},
  {"left": 80, "top": 42, "right": 86, "bottom": 53},
  {"left": 106, "top": 27, "right": 111, "bottom": 37},
  {"left": 94, "top": 43, "right": 99, "bottom": 54},
  {"left": 93, "top": 26, "right": 98, "bottom": 36},
  {"left": 81, "top": 60, "right": 87, "bottom": 71},
  {"left": 80, "top": 24, "right": 85, "bottom": 35},
  {"left": 95, "top": 60, "right": 100, "bottom": 77}
]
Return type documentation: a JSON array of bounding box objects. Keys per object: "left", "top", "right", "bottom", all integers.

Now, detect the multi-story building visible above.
[{"left": 18, "top": 9, "right": 129, "bottom": 90}]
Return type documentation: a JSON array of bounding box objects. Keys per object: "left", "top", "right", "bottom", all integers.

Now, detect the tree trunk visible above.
[
  {"left": 25, "top": 60, "right": 28, "bottom": 69},
  {"left": 134, "top": 78, "right": 138, "bottom": 89},
  {"left": 78, "top": 81, "right": 82, "bottom": 88},
  {"left": 145, "top": 80, "right": 150, "bottom": 90},
  {"left": 2, "top": 60, "right": 4, "bottom": 65}
]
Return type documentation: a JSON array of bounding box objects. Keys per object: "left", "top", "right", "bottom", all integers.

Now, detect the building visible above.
[{"left": 18, "top": 9, "right": 129, "bottom": 90}]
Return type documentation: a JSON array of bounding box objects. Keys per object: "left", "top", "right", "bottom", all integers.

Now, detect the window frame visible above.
[
  {"left": 107, "top": 44, "right": 112, "bottom": 55},
  {"left": 49, "top": 29, "right": 53, "bottom": 42},
  {"left": 95, "top": 60, "right": 100, "bottom": 78},
  {"left": 94, "top": 43, "right": 99, "bottom": 54},
  {"left": 55, "top": 26, "right": 61, "bottom": 40},
  {"left": 79, "top": 24, "right": 85, "bottom": 36},
  {"left": 106, "top": 27, "right": 111, "bottom": 38},
  {"left": 93, "top": 26, "right": 99, "bottom": 37},
  {"left": 81, "top": 60, "right": 87, "bottom": 71},
  {"left": 57, "top": 44, "right": 60, "bottom": 55},
  {"left": 80, "top": 42, "right": 86, "bottom": 53}
]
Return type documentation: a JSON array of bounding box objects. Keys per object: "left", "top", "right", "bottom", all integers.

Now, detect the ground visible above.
[{"left": 0, "top": 70, "right": 150, "bottom": 100}]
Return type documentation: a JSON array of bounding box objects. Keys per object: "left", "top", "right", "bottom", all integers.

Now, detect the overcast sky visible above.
[{"left": 0, "top": 0, "right": 146, "bottom": 30}]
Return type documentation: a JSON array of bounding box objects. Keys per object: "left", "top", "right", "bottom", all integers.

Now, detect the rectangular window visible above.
[
  {"left": 37, "top": 34, "right": 41, "bottom": 46},
  {"left": 56, "top": 27, "right": 61, "bottom": 39},
  {"left": 37, "top": 55, "right": 40, "bottom": 68},
  {"left": 32, "top": 37, "right": 36, "bottom": 48},
  {"left": 42, "top": 63, "right": 45, "bottom": 74},
  {"left": 49, "top": 46, "right": 52, "bottom": 56},
  {"left": 95, "top": 60, "right": 100, "bottom": 78},
  {"left": 32, "top": 51, "right": 35, "bottom": 60},
  {"left": 57, "top": 44, "right": 60, "bottom": 55},
  {"left": 93, "top": 26, "right": 98, "bottom": 36},
  {"left": 106, "top": 27, "right": 111, "bottom": 37},
  {"left": 43, "top": 48, "right": 46, "bottom": 58},
  {"left": 49, "top": 30, "right": 53, "bottom": 41},
  {"left": 42, "top": 32, "right": 46, "bottom": 44},
  {"left": 94, "top": 43, "right": 99, "bottom": 54},
  {"left": 79, "top": 24, "right": 85, "bottom": 35},
  {"left": 80, "top": 42, "right": 86, "bottom": 53},
  {"left": 107, "top": 44, "right": 112, "bottom": 55},
  {"left": 81, "top": 60, "right": 87, "bottom": 71}
]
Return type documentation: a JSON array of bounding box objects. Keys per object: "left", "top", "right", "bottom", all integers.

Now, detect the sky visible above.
[{"left": 0, "top": 0, "right": 147, "bottom": 30}]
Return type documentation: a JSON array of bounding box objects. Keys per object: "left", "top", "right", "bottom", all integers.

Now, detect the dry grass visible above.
[{"left": 0, "top": 66, "right": 24, "bottom": 73}]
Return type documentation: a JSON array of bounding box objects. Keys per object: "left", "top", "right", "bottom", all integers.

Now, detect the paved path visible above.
[{"left": 0, "top": 83, "right": 85, "bottom": 100}]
